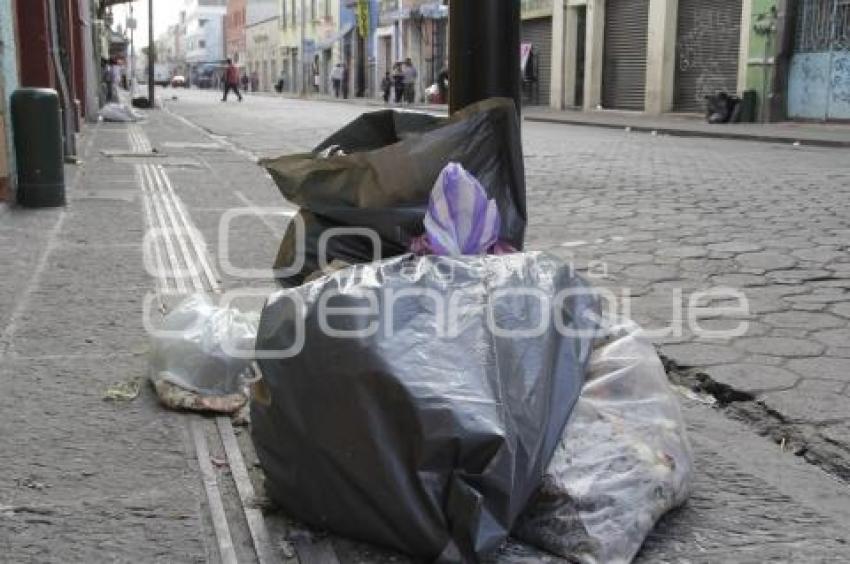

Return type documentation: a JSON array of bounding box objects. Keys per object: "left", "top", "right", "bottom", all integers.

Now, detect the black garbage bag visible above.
[
  {"left": 252, "top": 252, "right": 600, "bottom": 562},
  {"left": 705, "top": 91, "right": 742, "bottom": 124},
  {"left": 261, "top": 98, "right": 527, "bottom": 286}
]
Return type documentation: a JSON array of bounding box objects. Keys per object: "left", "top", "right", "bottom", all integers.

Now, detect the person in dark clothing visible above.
[
  {"left": 437, "top": 67, "right": 449, "bottom": 105},
  {"left": 381, "top": 72, "right": 392, "bottom": 103},
  {"left": 341, "top": 64, "right": 350, "bottom": 99},
  {"left": 222, "top": 59, "right": 243, "bottom": 102},
  {"left": 392, "top": 63, "right": 405, "bottom": 104}
]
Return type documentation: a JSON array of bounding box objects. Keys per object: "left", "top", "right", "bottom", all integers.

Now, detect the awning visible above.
[{"left": 316, "top": 22, "right": 355, "bottom": 50}]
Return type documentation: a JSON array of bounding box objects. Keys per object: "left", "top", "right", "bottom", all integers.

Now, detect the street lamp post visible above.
[
  {"left": 129, "top": 3, "right": 135, "bottom": 96},
  {"left": 148, "top": 0, "right": 155, "bottom": 105},
  {"left": 448, "top": 0, "right": 521, "bottom": 115}
]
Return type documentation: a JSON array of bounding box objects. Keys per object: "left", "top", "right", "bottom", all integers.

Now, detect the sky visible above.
[{"left": 109, "top": 1, "right": 184, "bottom": 48}]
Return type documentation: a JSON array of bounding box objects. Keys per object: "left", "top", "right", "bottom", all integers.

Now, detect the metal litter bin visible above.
[{"left": 11, "top": 88, "right": 66, "bottom": 207}]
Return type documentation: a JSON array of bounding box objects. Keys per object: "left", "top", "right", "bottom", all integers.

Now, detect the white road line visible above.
[
  {"left": 131, "top": 123, "right": 276, "bottom": 564},
  {"left": 139, "top": 164, "right": 189, "bottom": 294},
  {"left": 190, "top": 419, "right": 238, "bottom": 564},
  {"left": 216, "top": 417, "right": 274, "bottom": 564},
  {"left": 135, "top": 165, "right": 171, "bottom": 295},
  {"left": 146, "top": 163, "right": 205, "bottom": 291},
  {"left": 155, "top": 165, "right": 221, "bottom": 292}
]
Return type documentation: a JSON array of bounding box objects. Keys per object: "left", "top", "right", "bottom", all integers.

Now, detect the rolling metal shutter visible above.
[
  {"left": 602, "top": 0, "right": 649, "bottom": 110},
  {"left": 674, "top": 0, "right": 742, "bottom": 112},
  {"left": 522, "top": 17, "right": 553, "bottom": 106}
]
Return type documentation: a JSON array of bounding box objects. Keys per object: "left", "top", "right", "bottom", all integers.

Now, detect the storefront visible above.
[
  {"left": 674, "top": 0, "right": 743, "bottom": 113},
  {"left": 788, "top": 0, "right": 850, "bottom": 121},
  {"left": 521, "top": 15, "right": 553, "bottom": 106},
  {"left": 601, "top": 0, "right": 650, "bottom": 110}
]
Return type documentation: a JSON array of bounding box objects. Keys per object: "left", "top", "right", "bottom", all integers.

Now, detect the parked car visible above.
[{"left": 171, "top": 75, "right": 187, "bottom": 88}]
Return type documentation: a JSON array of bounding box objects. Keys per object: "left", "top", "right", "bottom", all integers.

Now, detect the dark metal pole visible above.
[
  {"left": 449, "top": 0, "right": 521, "bottom": 115},
  {"left": 148, "top": 0, "right": 155, "bottom": 105}
]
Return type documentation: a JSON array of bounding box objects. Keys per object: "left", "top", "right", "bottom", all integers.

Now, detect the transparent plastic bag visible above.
[
  {"left": 148, "top": 294, "right": 259, "bottom": 413},
  {"left": 516, "top": 318, "right": 694, "bottom": 564},
  {"left": 99, "top": 103, "right": 141, "bottom": 123}
]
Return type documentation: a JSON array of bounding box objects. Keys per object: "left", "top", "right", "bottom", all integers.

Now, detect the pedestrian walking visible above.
[
  {"left": 330, "top": 64, "right": 343, "bottom": 98},
  {"left": 381, "top": 72, "right": 392, "bottom": 103},
  {"left": 403, "top": 58, "right": 418, "bottom": 104},
  {"left": 392, "top": 63, "right": 405, "bottom": 104},
  {"left": 222, "top": 59, "right": 243, "bottom": 102},
  {"left": 341, "top": 64, "right": 350, "bottom": 99}
]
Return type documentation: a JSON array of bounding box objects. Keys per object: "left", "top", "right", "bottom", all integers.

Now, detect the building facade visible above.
[
  {"left": 785, "top": 0, "right": 849, "bottom": 121},
  {"left": 226, "top": 0, "right": 247, "bottom": 63},
  {"left": 375, "top": 0, "right": 447, "bottom": 103},
  {"left": 185, "top": 0, "right": 227, "bottom": 84},
  {"left": 547, "top": 0, "right": 849, "bottom": 121},
  {"left": 339, "top": 0, "right": 378, "bottom": 98},
  {"left": 274, "top": 0, "right": 343, "bottom": 95},
  {"left": 521, "top": 0, "right": 554, "bottom": 106},
  {"left": 549, "top": 0, "right": 747, "bottom": 114},
  {"left": 1, "top": 0, "right": 110, "bottom": 201},
  {"left": 246, "top": 0, "right": 281, "bottom": 92}
]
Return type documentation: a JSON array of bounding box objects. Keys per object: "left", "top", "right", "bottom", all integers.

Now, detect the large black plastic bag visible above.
[
  {"left": 252, "top": 252, "right": 600, "bottom": 562},
  {"left": 261, "top": 98, "right": 527, "bottom": 286}
]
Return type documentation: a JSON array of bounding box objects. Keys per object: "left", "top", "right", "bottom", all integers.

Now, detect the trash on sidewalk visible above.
[
  {"left": 408, "top": 162, "right": 516, "bottom": 256},
  {"left": 131, "top": 97, "right": 154, "bottom": 109},
  {"left": 148, "top": 294, "right": 258, "bottom": 415},
  {"left": 515, "top": 318, "right": 694, "bottom": 564},
  {"left": 705, "top": 92, "right": 742, "bottom": 124},
  {"left": 261, "top": 97, "right": 527, "bottom": 286},
  {"left": 103, "top": 377, "right": 143, "bottom": 402},
  {"left": 99, "top": 103, "right": 142, "bottom": 123},
  {"left": 252, "top": 252, "right": 601, "bottom": 562}
]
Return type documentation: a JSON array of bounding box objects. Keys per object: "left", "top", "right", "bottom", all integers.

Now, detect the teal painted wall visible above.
[{"left": 0, "top": 0, "right": 19, "bottom": 191}]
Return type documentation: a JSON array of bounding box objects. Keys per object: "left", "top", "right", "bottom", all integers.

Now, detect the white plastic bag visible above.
[
  {"left": 516, "top": 318, "right": 694, "bottom": 564},
  {"left": 148, "top": 294, "right": 259, "bottom": 413},
  {"left": 99, "top": 102, "right": 141, "bottom": 123}
]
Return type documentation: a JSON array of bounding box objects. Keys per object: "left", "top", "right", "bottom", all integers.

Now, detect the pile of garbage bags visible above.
[
  {"left": 260, "top": 97, "right": 526, "bottom": 286},
  {"left": 148, "top": 99, "right": 693, "bottom": 563},
  {"left": 252, "top": 252, "right": 601, "bottom": 562}
]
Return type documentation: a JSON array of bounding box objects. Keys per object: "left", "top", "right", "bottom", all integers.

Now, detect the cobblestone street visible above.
[
  {"left": 168, "top": 89, "right": 850, "bottom": 476},
  {"left": 2, "top": 88, "right": 849, "bottom": 561}
]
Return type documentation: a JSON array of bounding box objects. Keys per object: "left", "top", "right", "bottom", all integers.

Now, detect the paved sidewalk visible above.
[
  {"left": 2, "top": 91, "right": 850, "bottom": 562},
  {"left": 0, "top": 123, "right": 211, "bottom": 561},
  {"left": 238, "top": 89, "right": 850, "bottom": 147}
]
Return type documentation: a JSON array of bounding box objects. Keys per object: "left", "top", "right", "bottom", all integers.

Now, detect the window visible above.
[
  {"left": 324, "top": 0, "right": 331, "bottom": 19},
  {"left": 199, "top": 40, "right": 206, "bottom": 49},
  {"left": 199, "top": 18, "right": 207, "bottom": 27},
  {"left": 291, "top": 0, "right": 297, "bottom": 26},
  {"left": 311, "top": 0, "right": 317, "bottom": 20},
  {"left": 281, "top": 0, "right": 288, "bottom": 28}
]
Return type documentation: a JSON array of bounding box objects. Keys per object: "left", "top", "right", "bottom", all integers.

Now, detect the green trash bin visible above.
[{"left": 11, "top": 88, "right": 66, "bottom": 207}]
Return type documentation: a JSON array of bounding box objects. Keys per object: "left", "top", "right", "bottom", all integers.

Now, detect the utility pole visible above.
[
  {"left": 300, "top": 0, "right": 307, "bottom": 96},
  {"left": 129, "top": 3, "right": 135, "bottom": 96},
  {"left": 397, "top": 0, "right": 404, "bottom": 61},
  {"left": 148, "top": 0, "right": 155, "bottom": 105},
  {"left": 448, "top": 0, "right": 521, "bottom": 115}
]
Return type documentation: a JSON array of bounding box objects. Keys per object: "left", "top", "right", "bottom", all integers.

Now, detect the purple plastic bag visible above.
[{"left": 412, "top": 162, "right": 514, "bottom": 256}]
